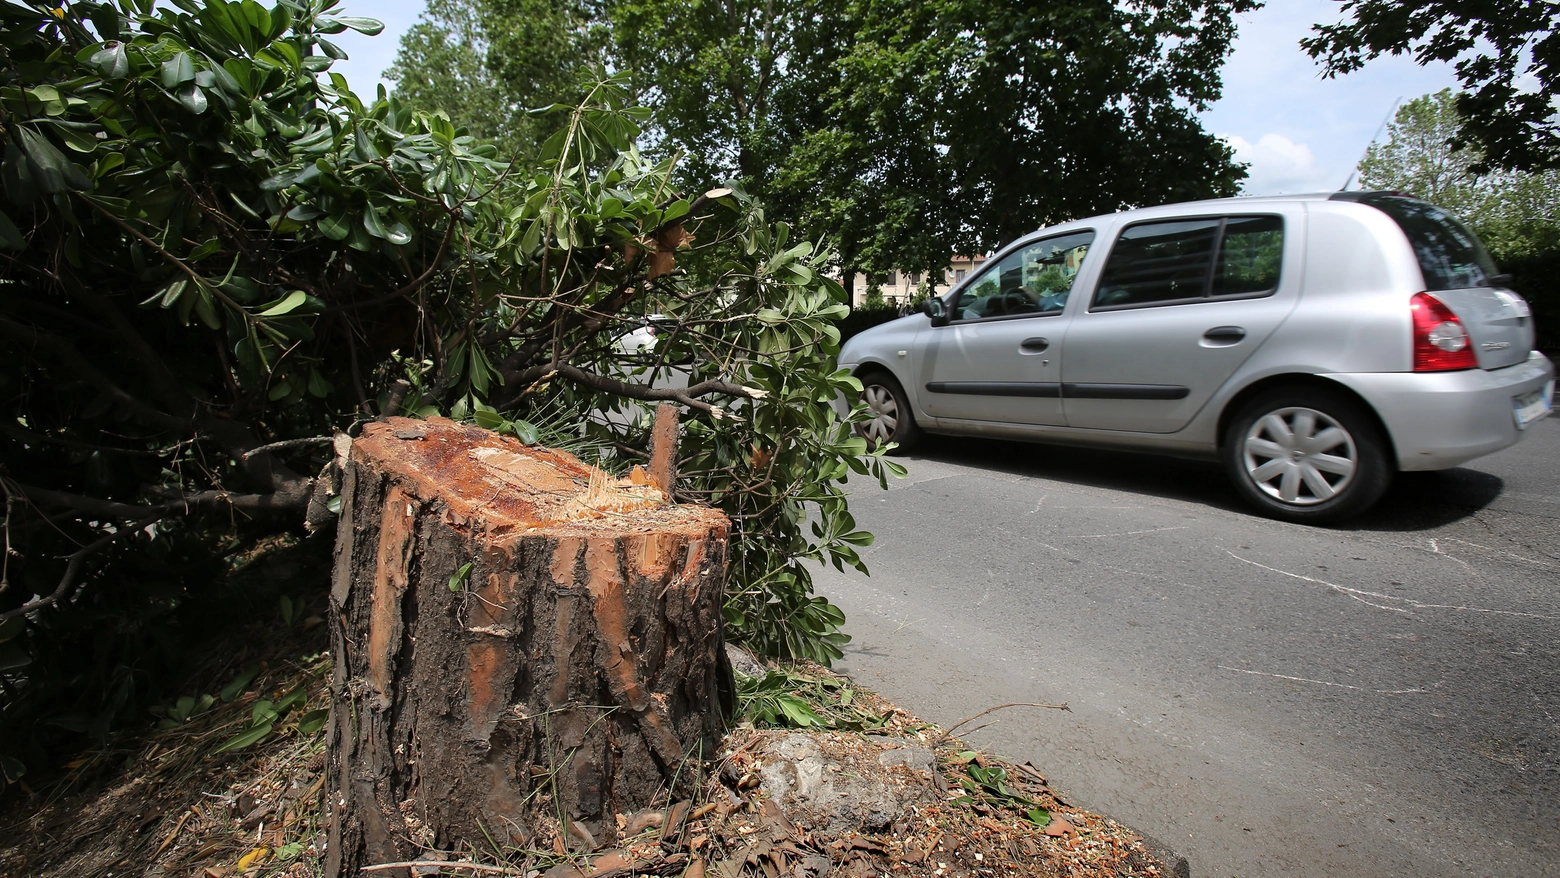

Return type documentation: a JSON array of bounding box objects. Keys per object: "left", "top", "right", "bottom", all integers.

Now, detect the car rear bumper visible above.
[{"left": 1323, "top": 351, "right": 1555, "bottom": 471}]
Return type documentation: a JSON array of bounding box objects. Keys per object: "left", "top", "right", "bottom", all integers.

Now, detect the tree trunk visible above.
[{"left": 324, "top": 417, "right": 732, "bottom": 877}]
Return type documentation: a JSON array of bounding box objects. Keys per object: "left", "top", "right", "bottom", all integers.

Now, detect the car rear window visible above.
[
  {"left": 1331, "top": 192, "right": 1497, "bottom": 291},
  {"left": 1092, "top": 215, "right": 1283, "bottom": 310}
]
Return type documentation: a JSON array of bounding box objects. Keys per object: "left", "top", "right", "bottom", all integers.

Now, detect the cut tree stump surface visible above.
[
  {"left": 353, "top": 416, "right": 723, "bottom": 538},
  {"left": 326, "top": 417, "right": 732, "bottom": 878}
]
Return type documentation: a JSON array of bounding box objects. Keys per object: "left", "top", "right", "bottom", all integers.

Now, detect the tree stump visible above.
[{"left": 324, "top": 417, "right": 732, "bottom": 877}]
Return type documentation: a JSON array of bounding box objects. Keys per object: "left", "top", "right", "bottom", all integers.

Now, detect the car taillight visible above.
[{"left": 1411, "top": 292, "right": 1477, "bottom": 371}]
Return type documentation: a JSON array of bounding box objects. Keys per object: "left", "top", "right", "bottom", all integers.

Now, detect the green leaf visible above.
[
  {"left": 333, "top": 16, "right": 384, "bottom": 35},
  {"left": 317, "top": 211, "right": 351, "bottom": 240},
  {"left": 361, "top": 206, "right": 389, "bottom": 239},
  {"left": 383, "top": 221, "right": 412, "bottom": 246},
  {"left": 267, "top": 3, "right": 291, "bottom": 40},
  {"left": 93, "top": 153, "right": 125, "bottom": 178},
  {"left": 316, "top": 37, "right": 347, "bottom": 60},
  {"left": 296, "top": 708, "right": 328, "bottom": 736},
  {"left": 179, "top": 83, "right": 209, "bottom": 114},
  {"left": 275, "top": 686, "right": 307, "bottom": 713},
  {"left": 0, "top": 210, "right": 23, "bottom": 250},
  {"left": 449, "top": 561, "right": 473, "bottom": 592},
  {"left": 252, "top": 699, "right": 279, "bottom": 725},
  {"left": 187, "top": 238, "right": 222, "bottom": 262},
  {"left": 90, "top": 42, "right": 129, "bottom": 79},
  {"left": 257, "top": 289, "right": 307, "bottom": 316},
  {"left": 17, "top": 127, "right": 88, "bottom": 192},
  {"left": 0, "top": 755, "right": 25, "bottom": 784},
  {"left": 213, "top": 720, "right": 273, "bottom": 754},
  {"left": 193, "top": 288, "right": 221, "bottom": 329},
  {"left": 220, "top": 662, "right": 260, "bottom": 702},
  {"left": 161, "top": 52, "right": 195, "bottom": 87}
]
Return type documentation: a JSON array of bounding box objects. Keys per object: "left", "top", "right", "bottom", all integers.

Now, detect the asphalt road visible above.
[{"left": 812, "top": 415, "right": 1560, "bottom": 878}]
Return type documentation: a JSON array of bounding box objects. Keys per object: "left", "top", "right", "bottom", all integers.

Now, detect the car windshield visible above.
[{"left": 1335, "top": 192, "right": 1498, "bottom": 291}]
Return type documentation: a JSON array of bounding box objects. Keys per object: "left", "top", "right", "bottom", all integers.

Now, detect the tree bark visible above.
[{"left": 325, "top": 417, "right": 732, "bottom": 877}]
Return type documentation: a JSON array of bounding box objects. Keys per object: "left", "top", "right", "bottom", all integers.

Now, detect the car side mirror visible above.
[{"left": 922, "top": 297, "right": 949, "bottom": 326}]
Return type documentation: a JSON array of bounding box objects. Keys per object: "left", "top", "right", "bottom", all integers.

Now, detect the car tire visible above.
[
  {"left": 1222, "top": 387, "right": 1393, "bottom": 524},
  {"left": 855, "top": 370, "right": 920, "bottom": 453}
]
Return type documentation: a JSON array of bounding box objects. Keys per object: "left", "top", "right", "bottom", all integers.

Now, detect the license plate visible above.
[{"left": 1513, "top": 382, "right": 1554, "bottom": 430}]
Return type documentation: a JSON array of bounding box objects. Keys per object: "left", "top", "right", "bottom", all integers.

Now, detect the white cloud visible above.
[{"left": 1223, "top": 133, "right": 1334, "bottom": 195}]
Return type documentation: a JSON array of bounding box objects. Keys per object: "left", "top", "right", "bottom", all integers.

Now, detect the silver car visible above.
[{"left": 838, "top": 192, "right": 1555, "bottom": 523}]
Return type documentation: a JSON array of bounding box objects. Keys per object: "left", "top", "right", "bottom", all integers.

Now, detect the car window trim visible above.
[{"left": 1087, "top": 213, "right": 1284, "bottom": 313}]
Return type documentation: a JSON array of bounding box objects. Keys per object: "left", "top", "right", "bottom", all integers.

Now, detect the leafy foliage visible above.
[
  {"left": 950, "top": 755, "right": 1051, "bottom": 828},
  {"left": 763, "top": 0, "right": 1254, "bottom": 278},
  {"left": 391, "top": 0, "right": 1253, "bottom": 286},
  {"left": 0, "top": 0, "right": 893, "bottom": 778},
  {"left": 1304, "top": 0, "right": 1560, "bottom": 173},
  {"left": 384, "top": 0, "right": 606, "bottom": 158},
  {"left": 734, "top": 665, "right": 891, "bottom": 731}
]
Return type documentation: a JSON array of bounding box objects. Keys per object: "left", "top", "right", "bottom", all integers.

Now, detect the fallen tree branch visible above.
[
  {"left": 240, "top": 436, "right": 333, "bottom": 461},
  {"left": 20, "top": 484, "right": 309, "bottom": 518},
  {"left": 359, "top": 860, "right": 526, "bottom": 874},
  {"left": 0, "top": 513, "right": 163, "bottom": 623},
  {"left": 938, "top": 701, "right": 1072, "bottom": 742},
  {"left": 497, "top": 363, "right": 764, "bottom": 416}
]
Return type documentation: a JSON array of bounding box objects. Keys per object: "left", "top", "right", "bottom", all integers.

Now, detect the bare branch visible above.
[
  {"left": 325, "top": 219, "right": 458, "bottom": 313},
  {"left": 359, "top": 862, "right": 523, "bottom": 875},
  {"left": 0, "top": 514, "right": 164, "bottom": 624},
  {"left": 936, "top": 702, "right": 1072, "bottom": 744},
  {"left": 240, "top": 437, "right": 333, "bottom": 461},
  {"left": 502, "top": 363, "right": 764, "bottom": 417},
  {"left": 19, "top": 483, "right": 310, "bottom": 519}
]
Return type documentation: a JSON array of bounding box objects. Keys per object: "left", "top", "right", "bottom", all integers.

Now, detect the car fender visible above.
[{"left": 838, "top": 315, "right": 930, "bottom": 416}]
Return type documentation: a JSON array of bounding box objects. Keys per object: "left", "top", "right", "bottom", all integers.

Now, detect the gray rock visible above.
[
  {"left": 725, "top": 643, "right": 768, "bottom": 680},
  {"left": 753, "top": 732, "right": 936, "bottom": 834}
]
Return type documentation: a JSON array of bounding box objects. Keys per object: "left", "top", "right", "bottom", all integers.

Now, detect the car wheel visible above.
[
  {"left": 1222, "top": 388, "right": 1392, "bottom": 523},
  {"left": 855, "top": 371, "right": 920, "bottom": 453}
]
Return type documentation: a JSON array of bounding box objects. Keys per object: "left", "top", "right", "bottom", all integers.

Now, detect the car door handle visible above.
[
  {"left": 1019, "top": 337, "right": 1049, "bottom": 353},
  {"left": 1201, "top": 326, "right": 1246, "bottom": 346}
]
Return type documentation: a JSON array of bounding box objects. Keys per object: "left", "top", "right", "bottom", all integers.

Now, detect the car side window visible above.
[
  {"left": 1213, "top": 216, "right": 1283, "bottom": 297},
  {"left": 954, "top": 231, "right": 1094, "bottom": 321},
  {"left": 1092, "top": 215, "right": 1284, "bottom": 310}
]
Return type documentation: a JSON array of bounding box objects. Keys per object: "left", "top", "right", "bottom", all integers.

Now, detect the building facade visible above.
[{"left": 845, "top": 255, "right": 988, "bottom": 308}]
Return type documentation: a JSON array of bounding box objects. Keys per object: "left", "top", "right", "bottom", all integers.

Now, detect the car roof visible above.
[{"left": 999, "top": 192, "right": 1347, "bottom": 251}]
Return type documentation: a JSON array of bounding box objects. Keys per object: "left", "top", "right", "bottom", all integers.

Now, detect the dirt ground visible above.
[{"left": 0, "top": 547, "right": 1181, "bottom": 878}]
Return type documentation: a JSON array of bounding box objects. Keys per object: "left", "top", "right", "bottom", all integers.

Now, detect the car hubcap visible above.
[
  {"left": 860, "top": 384, "right": 899, "bottom": 443},
  {"left": 1242, "top": 407, "right": 1357, "bottom": 506}
]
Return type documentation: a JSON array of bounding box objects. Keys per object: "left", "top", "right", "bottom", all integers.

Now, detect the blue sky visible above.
[{"left": 322, "top": 0, "right": 1461, "bottom": 197}]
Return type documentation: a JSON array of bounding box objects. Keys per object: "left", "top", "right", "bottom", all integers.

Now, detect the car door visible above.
[
  {"left": 1061, "top": 213, "right": 1301, "bottom": 433},
  {"left": 916, "top": 231, "right": 1095, "bottom": 427}
]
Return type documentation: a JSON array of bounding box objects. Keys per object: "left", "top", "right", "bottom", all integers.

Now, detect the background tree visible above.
[
  {"left": 0, "top": 0, "right": 888, "bottom": 781},
  {"left": 385, "top": 0, "right": 606, "bottom": 157},
  {"left": 1304, "top": 0, "right": 1560, "bottom": 173},
  {"left": 655, "top": 0, "right": 1255, "bottom": 282},
  {"left": 607, "top": 0, "right": 851, "bottom": 192},
  {"left": 386, "top": 0, "right": 1252, "bottom": 286},
  {"left": 1355, "top": 89, "right": 1560, "bottom": 349}
]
